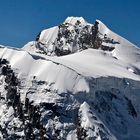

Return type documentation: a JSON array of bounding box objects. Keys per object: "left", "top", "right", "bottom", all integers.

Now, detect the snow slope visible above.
[
  {"left": 97, "top": 19, "right": 140, "bottom": 67},
  {"left": 0, "top": 17, "right": 140, "bottom": 140}
]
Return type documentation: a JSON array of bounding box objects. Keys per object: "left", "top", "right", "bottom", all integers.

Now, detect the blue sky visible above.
[{"left": 0, "top": 0, "right": 139, "bottom": 48}]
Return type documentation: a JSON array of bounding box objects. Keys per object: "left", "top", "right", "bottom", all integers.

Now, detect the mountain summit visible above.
[
  {"left": 0, "top": 17, "right": 140, "bottom": 140},
  {"left": 23, "top": 16, "right": 119, "bottom": 56}
]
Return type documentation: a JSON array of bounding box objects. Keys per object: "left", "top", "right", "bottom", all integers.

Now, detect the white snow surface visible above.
[
  {"left": 0, "top": 45, "right": 140, "bottom": 95},
  {"left": 64, "top": 16, "right": 87, "bottom": 25},
  {"left": 39, "top": 26, "right": 59, "bottom": 45}
]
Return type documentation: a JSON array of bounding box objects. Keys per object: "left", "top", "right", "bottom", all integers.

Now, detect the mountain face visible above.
[{"left": 0, "top": 17, "right": 140, "bottom": 140}]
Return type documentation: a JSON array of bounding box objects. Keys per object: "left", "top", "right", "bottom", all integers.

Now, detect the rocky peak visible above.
[{"left": 23, "top": 17, "right": 119, "bottom": 56}]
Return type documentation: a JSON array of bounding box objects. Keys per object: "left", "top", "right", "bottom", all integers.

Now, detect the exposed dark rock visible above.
[{"left": 125, "top": 97, "right": 137, "bottom": 117}]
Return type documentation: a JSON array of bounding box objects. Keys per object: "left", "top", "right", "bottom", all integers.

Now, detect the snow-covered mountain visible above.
[{"left": 0, "top": 16, "right": 140, "bottom": 140}]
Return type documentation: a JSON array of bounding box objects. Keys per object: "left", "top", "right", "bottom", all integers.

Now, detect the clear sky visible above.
[{"left": 0, "top": 0, "right": 139, "bottom": 48}]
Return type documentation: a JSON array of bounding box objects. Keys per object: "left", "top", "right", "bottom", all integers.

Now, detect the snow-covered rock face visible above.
[
  {"left": 23, "top": 17, "right": 120, "bottom": 56},
  {"left": 0, "top": 17, "right": 140, "bottom": 139}
]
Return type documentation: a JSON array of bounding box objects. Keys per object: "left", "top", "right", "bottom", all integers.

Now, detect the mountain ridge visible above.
[{"left": 0, "top": 17, "right": 140, "bottom": 140}]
